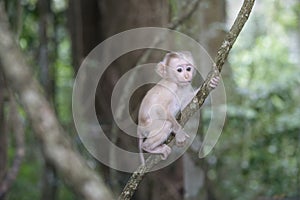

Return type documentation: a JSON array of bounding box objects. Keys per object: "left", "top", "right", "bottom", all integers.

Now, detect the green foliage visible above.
[
  {"left": 8, "top": 159, "right": 42, "bottom": 200},
  {"left": 8, "top": 124, "right": 43, "bottom": 199},
  {"left": 203, "top": 0, "right": 300, "bottom": 199},
  {"left": 168, "top": 0, "right": 179, "bottom": 17},
  {"left": 54, "top": 33, "right": 73, "bottom": 125},
  {"left": 19, "top": 2, "right": 39, "bottom": 52}
]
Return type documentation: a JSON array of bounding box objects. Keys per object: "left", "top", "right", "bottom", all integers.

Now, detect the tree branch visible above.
[
  {"left": 0, "top": 4, "right": 114, "bottom": 200},
  {"left": 119, "top": 0, "right": 256, "bottom": 199}
]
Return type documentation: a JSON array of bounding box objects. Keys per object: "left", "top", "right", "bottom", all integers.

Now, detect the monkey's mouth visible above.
[{"left": 179, "top": 81, "right": 192, "bottom": 84}]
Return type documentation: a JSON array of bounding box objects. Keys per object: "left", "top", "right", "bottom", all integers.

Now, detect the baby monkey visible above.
[{"left": 137, "top": 51, "right": 220, "bottom": 165}]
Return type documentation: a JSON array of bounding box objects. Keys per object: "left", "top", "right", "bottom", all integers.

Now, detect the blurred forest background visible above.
[{"left": 0, "top": 0, "right": 299, "bottom": 200}]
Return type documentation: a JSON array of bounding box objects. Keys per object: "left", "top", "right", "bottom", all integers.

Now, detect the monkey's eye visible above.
[
  {"left": 186, "top": 66, "right": 192, "bottom": 71},
  {"left": 177, "top": 67, "right": 183, "bottom": 73}
]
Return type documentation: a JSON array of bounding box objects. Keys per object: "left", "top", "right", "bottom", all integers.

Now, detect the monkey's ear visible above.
[{"left": 155, "top": 62, "right": 166, "bottom": 78}]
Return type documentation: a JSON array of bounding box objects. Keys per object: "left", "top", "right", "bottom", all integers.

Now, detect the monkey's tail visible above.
[{"left": 138, "top": 130, "right": 145, "bottom": 165}]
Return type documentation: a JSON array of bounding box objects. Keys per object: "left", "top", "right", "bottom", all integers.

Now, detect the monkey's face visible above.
[{"left": 167, "top": 57, "right": 195, "bottom": 85}]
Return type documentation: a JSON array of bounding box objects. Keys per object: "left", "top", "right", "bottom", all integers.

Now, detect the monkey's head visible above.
[{"left": 156, "top": 51, "right": 195, "bottom": 85}]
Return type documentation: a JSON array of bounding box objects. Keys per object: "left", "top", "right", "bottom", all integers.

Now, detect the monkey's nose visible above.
[{"left": 184, "top": 74, "right": 189, "bottom": 79}]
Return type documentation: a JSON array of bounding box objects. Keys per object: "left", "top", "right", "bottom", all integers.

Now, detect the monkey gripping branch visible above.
[{"left": 119, "top": 0, "right": 256, "bottom": 199}]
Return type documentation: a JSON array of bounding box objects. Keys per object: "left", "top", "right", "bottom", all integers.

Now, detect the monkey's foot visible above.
[
  {"left": 175, "top": 131, "right": 189, "bottom": 147},
  {"left": 160, "top": 144, "right": 171, "bottom": 160},
  {"left": 142, "top": 144, "right": 171, "bottom": 160}
]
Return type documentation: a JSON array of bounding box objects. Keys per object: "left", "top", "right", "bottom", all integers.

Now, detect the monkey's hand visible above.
[
  {"left": 175, "top": 130, "right": 190, "bottom": 147},
  {"left": 209, "top": 75, "right": 220, "bottom": 89}
]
